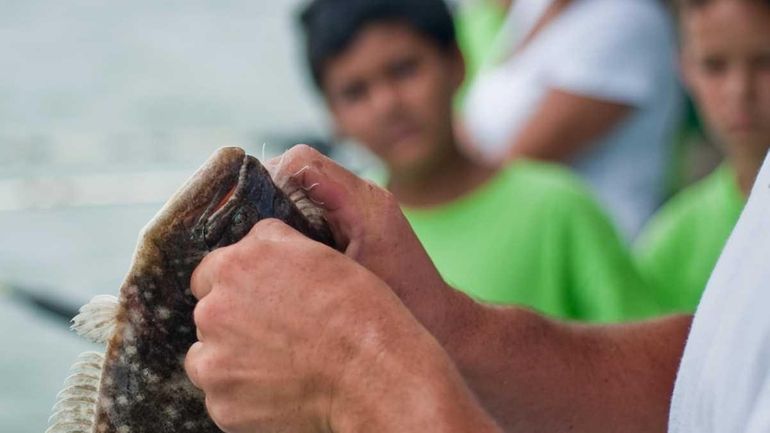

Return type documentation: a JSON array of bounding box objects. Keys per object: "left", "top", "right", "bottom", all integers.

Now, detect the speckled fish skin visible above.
[{"left": 89, "top": 147, "right": 334, "bottom": 433}]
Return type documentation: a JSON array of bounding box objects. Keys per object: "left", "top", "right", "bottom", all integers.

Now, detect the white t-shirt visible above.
[
  {"left": 462, "top": 0, "right": 682, "bottom": 238},
  {"left": 669, "top": 152, "right": 770, "bottom": 432}
]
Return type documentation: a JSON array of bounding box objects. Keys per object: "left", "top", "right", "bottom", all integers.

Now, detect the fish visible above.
[{"left": 46, "top": 147, "right": 336, "bottom": 433}]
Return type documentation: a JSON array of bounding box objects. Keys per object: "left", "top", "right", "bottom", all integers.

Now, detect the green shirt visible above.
[
  {"left": 401, "top": 161, "right": 657, "bottom": 323},
  {"left": 454, "top": 0, "right": 507, "bottom": 107},
  {"left": 634, "top": 164, "right": 745, "bottom": 314}
]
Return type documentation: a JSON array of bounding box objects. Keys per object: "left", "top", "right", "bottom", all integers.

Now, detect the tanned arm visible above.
[
  {"left": 440, "top": 293, "right": 691, "bottom": 432},
  {"left": 270, "top": 145, "right": 690, "bottom": 433}
]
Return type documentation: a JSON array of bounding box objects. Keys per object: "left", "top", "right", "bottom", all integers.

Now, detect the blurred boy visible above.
[
  {"left": 635, "top": 0, "right": 770, "bottom": 313},
  {"left": 299, "top": 0, "right": 657, "bottom": 321}
]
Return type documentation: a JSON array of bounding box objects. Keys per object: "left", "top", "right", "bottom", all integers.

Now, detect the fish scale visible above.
[{"left": 47, "top": 147, "right": 336, "bottom": 433}]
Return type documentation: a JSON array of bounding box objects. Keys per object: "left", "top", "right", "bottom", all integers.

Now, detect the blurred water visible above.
[
  {"left": 0, "top": 1, "right": 350, "bottom": 431},
  {"left": 0, "top": 0, "right": 327, "bottom": 161}
]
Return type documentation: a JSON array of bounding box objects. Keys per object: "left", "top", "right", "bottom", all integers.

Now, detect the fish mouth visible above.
[
  {"left": 149, "top": 146, "right": 328, "bottom": 253},
  {"left": 145, "top": 147, "right": 246, "bottom": 247},
  {"left": 197, "top": 153, "right": 277, "bottom": 249},
  {"left": 198, "top": 154, "right": 251, "bottom": 248},
  {"left": 211, "top": 184, "right": 238, "bottom": 215},
  {"left": 151, "top": 146, "right": 279, "bottom": 250}
]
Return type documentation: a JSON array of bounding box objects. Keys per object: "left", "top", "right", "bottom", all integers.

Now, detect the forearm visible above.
[
  {"left": 506, "top": 89, "right": 631, "bottom": 163},
  {"left": 420, "top": 289, "right": 691, "bottom": 432},
  {"left": 266, "top": 145, "right": 687, "bottom": 431},
  {"left": 333, "top": 310, "right": 503, "bottom": 433},
  {"left": 337, "top": 195, "right": 686, "bottom": 431}
]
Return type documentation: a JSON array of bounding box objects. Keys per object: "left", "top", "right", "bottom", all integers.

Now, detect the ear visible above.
[
  {"left": 679, "top": 48, "right": 694, "bottom": 93},
  {"left": 448, "top": 44, "right": 467, "bottom": 92},
  {"left": 331, "top": 120, "right": 347, "bottom": 142},
  {"left": 326, "top": 105, "right": 349, "bottom": 142},
  {"left": 322, "top": 94, "right": 348, "bottom": 140}
]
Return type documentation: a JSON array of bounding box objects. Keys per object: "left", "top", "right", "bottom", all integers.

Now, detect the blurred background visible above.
[
  {"left": 0, "top": 1, "right": 384, "bottom": 431},
  {"left": 0, "top": 1, "right": 719, "bottom": 431}
]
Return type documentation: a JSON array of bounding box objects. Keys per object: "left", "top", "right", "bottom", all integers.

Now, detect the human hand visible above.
[
  {"left": 266, "top": 145, "right": 477, "bottom": 344},
  {"left": 184, "top": 218, "right": 480, "bottom": 433}
]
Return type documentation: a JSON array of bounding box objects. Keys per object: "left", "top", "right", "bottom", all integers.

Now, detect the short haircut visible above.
[
  {"left": 298, "top": 0, "right": 457, "bottom": 90},
  {"left": 674, "top": 0, "right": 770, "bottom": 13}
]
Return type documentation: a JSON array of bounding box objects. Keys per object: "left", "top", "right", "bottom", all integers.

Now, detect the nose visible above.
[
  {"left": 725, "top": 65, "right": 756, "bottom": 107},
  {"left": 369, "top": 81, "right": 401, "bottom": 117}
]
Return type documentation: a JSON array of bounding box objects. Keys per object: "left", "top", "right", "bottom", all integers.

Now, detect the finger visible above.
[
  {"left": 185, "top": 341, "right": 205, "bottom": 389},
  {"left": 266, "top": 144, "right": 352, "bottom": 213},
  {"left": 243, "top": 218, "right": 309, "bottom": 245},
  {"left": 193, "top": 294, "right": 219, "bottom": 340},
  {"left": 266, "top": 145, "right": 370, "bottom": 248},
  {"left": 291, "top": 166, "right": 376, "bottom": 252},
  {"left": 190, "top": 250, "right": 220, "bottom": 300}
]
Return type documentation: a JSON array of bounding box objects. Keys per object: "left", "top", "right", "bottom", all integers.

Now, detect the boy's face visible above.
[
  {"left": 321, "top": 22, "right": 464, "bottom": 176},
  {"left": 681, "top": 0, "right": 770, "bottom": 153}
]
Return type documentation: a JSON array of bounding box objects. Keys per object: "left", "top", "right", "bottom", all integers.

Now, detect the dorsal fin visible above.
[
  {"left": 46, "top": 351, "right": 105, "bottom": 433},
  {"left": 71, "top": 295, "right": 119, "bottom": 344}
]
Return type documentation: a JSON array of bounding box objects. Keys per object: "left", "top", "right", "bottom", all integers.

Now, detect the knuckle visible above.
[
  {"left": 195, "top": 249, "right": 228, "bottom": 283},
  {"left": 379, "top": 188, "right": 401, "bottom": 214},
  {"left": 195, "top": 352, "right": 222, "bottom": 390},
  {"left": 185, "top": 344, "right": 221, "bottom": 391},
  {"left": 206, "top": 396, "right": 239, "bottom": 431},
  {"left": 380, "top": 188, "right": 397, "bottom": 206},
  {"left": 193, "top": 296, "right": 220, "bottom": 331},
  {"left": 189, "top": 274, "right": 210, "bottom": 302},
  {"left": 255, "top": 217, "right": 285, "bottom": 232},
  {"left": 205, "top": 247, "right": 244, "bottom": 285},
  {"left": 210, "top": 246, "right": 239, "bottom": 270},
  {"left": 253, "top": 218, "right": 301, "bottom": 244},
  {"left": 286, "top": 143, "right": 318, "bottom": 162},
  {"left": 183, "top": 343, "right": 201, "bottom": 386},
  {"left": 286, "top": 144, "right": 325, "bottom": 170}
]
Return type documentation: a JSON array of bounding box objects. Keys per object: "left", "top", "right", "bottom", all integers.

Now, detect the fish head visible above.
[
  {"left": 132, "top": 146, "right": 333, "bottom": 275},
  {"left": 54, "top": 147, "right": 335, "bottom": 433}
]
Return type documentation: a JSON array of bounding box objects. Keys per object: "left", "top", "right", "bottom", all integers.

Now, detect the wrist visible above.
[
  {"left": 330, "top": 313, "right": 500, "bottom": 433},
  {"left": 421, "top": 284, "right": 489, "bottom": 370}
]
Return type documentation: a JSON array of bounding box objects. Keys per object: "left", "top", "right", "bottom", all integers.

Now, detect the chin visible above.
[
  {"left": 389, "top": 156, "right": 441, "bottom": 179},
  {"left": 726, "top": 132, "right": 770, "bottom": 153},
  {"left": 388, "top": 149, "right": 436, "bottom": 170}
]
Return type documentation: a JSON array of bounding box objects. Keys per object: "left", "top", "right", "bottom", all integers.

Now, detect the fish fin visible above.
[
  {"left": 47, "top": 351, "right": 105, "bottom": 433},
  {"left": 70, "top": 295, "right": 119, "bottom": 344}
]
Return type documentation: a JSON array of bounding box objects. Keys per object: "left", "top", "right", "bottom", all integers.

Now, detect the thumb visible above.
[{"left": 266, "top": 144, "right": 371, "bottom": 250}]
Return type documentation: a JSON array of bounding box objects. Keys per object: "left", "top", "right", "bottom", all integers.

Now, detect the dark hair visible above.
[
  {"left": 674, "top": 0, "right": 770, "bottom": 13},
  {"left": 298, "top": 0, "right": 457, "bottom": 90}
]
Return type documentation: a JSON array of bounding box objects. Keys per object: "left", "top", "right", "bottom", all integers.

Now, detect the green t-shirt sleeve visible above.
[
  {"left": 553, "top": 188, "right": 661, "bottom": 322},
  {"left": 633, "top": 166, "right": 744, "bottom": 315},
  {"left": 634, "top": 202, "right": 698, "bottom": 314}
]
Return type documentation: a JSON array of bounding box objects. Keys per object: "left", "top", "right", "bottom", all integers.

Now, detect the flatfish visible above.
[{"left": 46, "top": 147, "right": 335, "bottom": 433}]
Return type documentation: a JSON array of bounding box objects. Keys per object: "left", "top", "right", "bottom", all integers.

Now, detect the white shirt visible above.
[
  {"left": 670, "top": 152, "right": 770, "bottom": 432},
  {"left": 462, "top": 0, "right": 682, "bottom": 238}
]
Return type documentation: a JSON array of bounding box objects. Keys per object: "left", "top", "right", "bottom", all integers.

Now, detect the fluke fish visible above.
[{"left": 47, "top": 147, "right": 335, "bottom": 433}]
